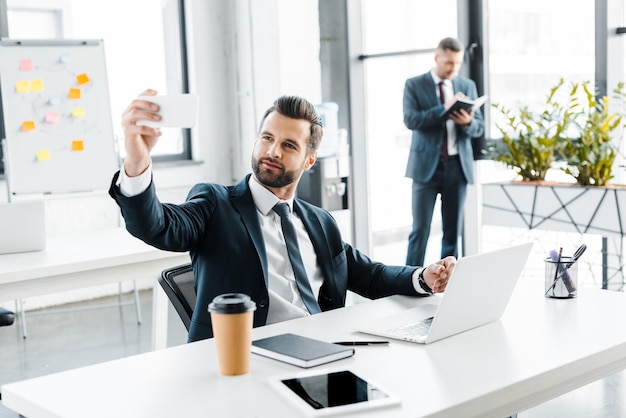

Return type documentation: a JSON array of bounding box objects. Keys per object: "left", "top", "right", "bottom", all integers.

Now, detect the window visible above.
[
  {"left": 482, "top": 0, "right": 595, "bottom": 184},
  {"left": 358, "top": 0, "right": 457, "bottom": 261},
  {"left": 1, "top": 0, "right": 190, "bottom": 174},
  {"left": 486, "top": 1, "right": 595, "bottom": 139}
]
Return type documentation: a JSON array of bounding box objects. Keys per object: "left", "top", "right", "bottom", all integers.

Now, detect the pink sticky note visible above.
[
  {"left": 19, "top": 59, "right": 33, "bottom": 71},
  {"left": 45, "top": 112, "right": 59, "bottom": 124}
]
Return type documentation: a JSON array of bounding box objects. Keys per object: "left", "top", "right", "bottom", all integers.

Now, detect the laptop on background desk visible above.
[
  {"left": 358, "top": 242, "right": 533, "bottom": 344},
  {"left": 0, "top": 201, "right": 46, "bottom": 254}
]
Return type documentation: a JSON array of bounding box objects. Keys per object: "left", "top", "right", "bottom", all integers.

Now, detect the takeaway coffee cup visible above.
[{"left": 208, "top": 293, "right": 256, "bottom": 376}]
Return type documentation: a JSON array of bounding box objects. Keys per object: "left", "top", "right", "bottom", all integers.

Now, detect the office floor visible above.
[
  {"left": 1, "top": 287, "right": 626, "bottom": 417},
  {"left": 0, "top": 289, "right": 188, "bottom": 417}
]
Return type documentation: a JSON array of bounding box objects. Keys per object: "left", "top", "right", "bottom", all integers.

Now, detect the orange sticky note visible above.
[
  {"left": 36, "top": 150, "right": 51, "bottom": 161},
  {"left": 22, "top": 121, "right": 36, "bottom": 131},
  {"left": 71, "top": 108, "right": 85, "bottom": 117},
  {"left": 76, "top": 73, "right": 90, "bottom": 85},
  {"left": 30, "top": 79, "right": 45, "bottom": 92},
  {"left": 68, "top": 88, "right": 81, "bottom": 99},
  {"left": 16, "top": 80, "right": 30, "bottom": 93},
  {"left": 45, "top": 112, "right": 59, "bottom": 124},
  {"left": 71, "top": 140, "right": 84, "bottom": 151},
  {"left": 19, "top": 59, "right": 33, "bottom": 71}
]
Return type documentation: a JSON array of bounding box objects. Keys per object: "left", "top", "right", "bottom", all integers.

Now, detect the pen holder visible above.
[{"left": 544, "top": 256, "right": 578, "bottom": 298}]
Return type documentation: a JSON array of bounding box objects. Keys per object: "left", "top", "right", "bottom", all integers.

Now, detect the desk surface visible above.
[
  {"left": 4, "top": 281, "right": 626, "bottom": 418},
  {"left": 0, "top": 228, "right": 189, "bottom": 301}
]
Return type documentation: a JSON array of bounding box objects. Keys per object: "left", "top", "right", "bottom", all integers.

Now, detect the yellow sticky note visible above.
[
  {"left": 30, "top": 79, "right": 45, "bottom": 92},
  {"left": 19, "top": 59, "right": 33, "bottom": 71},
  {"left": 71, "top": 140, "right": 84, "bottom": 152},
  {"left": 76, "top": 73, "right": 90, "bottom": 85},
  {"left": 22, "top": 121, "right": 36, "bottom": 131},
  {"left": 16, "top": 80, "right": 30, "bottom": 93},
  {"left": 72, "top": 108, "right": 86, "bottom": 117},
  {"left": 68, "top": 88, "right": 81, "bottom": 99},
  {"left": 36, "top": 150, "right": 51, "bottom": 161}
]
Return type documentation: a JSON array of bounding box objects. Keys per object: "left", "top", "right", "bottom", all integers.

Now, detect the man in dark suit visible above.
[
  {"left": 403, "top": 37, "right": 484, "bottom": 267},
  {"left": 110, "top": 90, "right": 455, "bottom": 342}
]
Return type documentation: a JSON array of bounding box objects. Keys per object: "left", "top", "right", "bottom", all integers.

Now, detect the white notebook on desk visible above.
[
  {"left": 358, "top": 242, "right": 533, "bottom": 344},
  {"left": 0, "top": 201, "right": 46, "bottom": 254}
]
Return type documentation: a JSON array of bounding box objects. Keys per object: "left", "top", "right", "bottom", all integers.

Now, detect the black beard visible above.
[{"left": 252, "top": 157, "right": 296, "bottom": 188}]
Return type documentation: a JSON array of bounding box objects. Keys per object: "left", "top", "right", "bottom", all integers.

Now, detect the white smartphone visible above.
[{"left": 136, "top": 94, "right": 198, "bottom": 128}]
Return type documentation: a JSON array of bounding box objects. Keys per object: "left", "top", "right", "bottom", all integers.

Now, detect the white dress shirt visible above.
[{"left": 431, "top": 70, "right": 458, "bottom": 157}]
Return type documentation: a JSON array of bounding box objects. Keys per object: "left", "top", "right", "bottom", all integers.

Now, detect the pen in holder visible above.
[{"left": 544, "top": 255, "right": 578, "bottom": 298}]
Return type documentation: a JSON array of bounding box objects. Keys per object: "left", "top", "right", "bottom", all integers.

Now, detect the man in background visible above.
[{"left": 403, "top": 37, "right": 484, "bottom": 266}]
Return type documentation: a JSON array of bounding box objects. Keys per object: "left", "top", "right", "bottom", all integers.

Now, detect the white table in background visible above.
[
  {"left": 3, "top": 281, "right": 626, "bottom": 417},
  {"left": 0, "top": 228, "right": 189, "bottom": 349}
]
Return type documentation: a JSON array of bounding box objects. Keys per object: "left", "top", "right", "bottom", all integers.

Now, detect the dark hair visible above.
[
  {"left": 259, "top": 95, "right": 323, "bottom": 154},
  {"left": 437, "top": 37, "right": 463, "bottom": 53}
]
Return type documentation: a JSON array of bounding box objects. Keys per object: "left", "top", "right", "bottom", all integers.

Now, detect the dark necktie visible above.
[
  {"left": 273, "top": 203, "right": 321, "bottom": 314},
  {"left": 438, "top": 81, "right": 449, "bottom": 159}
]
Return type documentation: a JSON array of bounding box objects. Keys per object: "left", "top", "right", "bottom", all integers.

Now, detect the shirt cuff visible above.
[
  {"left": 412, "top": 267, "right": 430, "bottom": 295},
  {"left": 117, "top": 162, "right": 152, "bottom": 197}
]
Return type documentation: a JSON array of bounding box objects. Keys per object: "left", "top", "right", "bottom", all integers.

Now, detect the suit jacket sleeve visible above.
[
  {"left": 108, "top": 170, "right": 213, "bottom": 252},
  {"left": 403, "top": 77, "right": 446, "bottom": 131},
  {"left": 456, "top": 80, "right": 485, "bottom": 139}
]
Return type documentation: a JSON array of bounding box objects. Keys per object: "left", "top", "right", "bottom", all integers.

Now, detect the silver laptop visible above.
[
  {"left": 358, "top": 242, "right": 533, "bottom": 344},
  {"left": 0, "top": 201, "right": 46, "bottom": 254}
]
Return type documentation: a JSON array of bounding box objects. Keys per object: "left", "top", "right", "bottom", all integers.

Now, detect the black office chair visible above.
[
  {"left": 0, "top": 306, "right": 15, "bottom": 327},
  {"left": 159, "top": 263, "right": 196, "bottom": 331}
]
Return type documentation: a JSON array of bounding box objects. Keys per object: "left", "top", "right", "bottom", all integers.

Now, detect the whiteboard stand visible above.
[{"left": 0, "top": 39, "right": 138, "bottom": 337}]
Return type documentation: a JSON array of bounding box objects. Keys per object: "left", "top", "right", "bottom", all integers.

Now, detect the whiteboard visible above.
[{"left": 0, "top": 39, "right": 119, "bottom": 195}]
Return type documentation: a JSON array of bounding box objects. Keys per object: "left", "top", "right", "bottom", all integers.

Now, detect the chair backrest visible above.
[
  {"left": 0, "top": 306, "right": 15, "bottom": 327},
  {"left": 159, "top": 263, "right": 196, "bottom": 331}
]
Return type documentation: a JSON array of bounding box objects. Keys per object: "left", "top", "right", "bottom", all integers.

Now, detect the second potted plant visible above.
[{"left": 488, "top": 78, "right": 625, "bottom": 186}]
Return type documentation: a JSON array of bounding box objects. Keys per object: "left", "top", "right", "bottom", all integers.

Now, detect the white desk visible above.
[
  {"left": 4, "top": 281, "right": 626, "bottom": 418},
  {"left": 0, "top": 228, "right": 189, "bottom": 348}
]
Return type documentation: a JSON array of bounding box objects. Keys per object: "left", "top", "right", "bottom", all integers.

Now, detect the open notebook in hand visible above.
[{"left": 440, "top": 95, "right": 487, "bottom": 118}]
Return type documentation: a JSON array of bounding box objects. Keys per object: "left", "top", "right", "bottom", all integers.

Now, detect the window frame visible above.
[{"left": 0, "top": 0, "right": 192, "bottom": 176}]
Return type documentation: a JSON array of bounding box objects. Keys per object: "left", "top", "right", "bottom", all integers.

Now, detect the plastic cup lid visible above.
[{"left": 208, "top": 293, "right": 256, "bottom": 314}]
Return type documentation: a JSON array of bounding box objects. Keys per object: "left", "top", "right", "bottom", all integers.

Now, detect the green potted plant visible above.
[
  {"left": 489, "top": 79, "right": 571, "bottom": 182},
  {"left": 489, "top": 79, "right": 625, "bottom": 186},
  {"left": 557, "top": 81, "right": 625, "bottom": 186}
]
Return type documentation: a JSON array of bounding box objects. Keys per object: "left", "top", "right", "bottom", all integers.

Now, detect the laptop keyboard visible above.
[{"left": 386, "top": 316, "right": 434, "bottom": 338}]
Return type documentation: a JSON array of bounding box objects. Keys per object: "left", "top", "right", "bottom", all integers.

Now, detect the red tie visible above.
[{"left": 438, "top": 81, "right": 448, "bottom": 159}]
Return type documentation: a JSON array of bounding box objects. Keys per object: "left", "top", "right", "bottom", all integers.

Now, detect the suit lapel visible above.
[
  {"left": 230, "top": 175, "right": 269, "bottom": 286},
  {"left": 422, "top": 74, "right": 439, "bottom": 106},
  {"left": 452, "top": 78, "right": 463, "bottom": 95}
]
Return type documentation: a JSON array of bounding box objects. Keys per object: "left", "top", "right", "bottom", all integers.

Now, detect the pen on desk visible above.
[
  {"left": 546, "top": 247, "right": 563, "bottom": 297},
  {"left": 554, "top": 246, "right": 563, "bottom": 281},
  {"left": 333, "top": 341, "right": 389, "bottom": 346}
]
